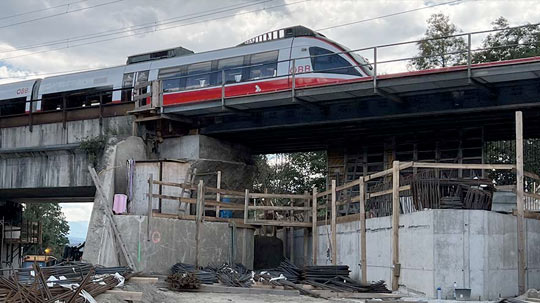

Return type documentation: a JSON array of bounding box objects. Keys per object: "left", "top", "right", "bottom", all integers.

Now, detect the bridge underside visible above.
[
  {"left": 0, "top": 186, "right": 96, "bottom": 203},
  {"left": 156, "top": 59, "right": 540, "bottom": 153}
]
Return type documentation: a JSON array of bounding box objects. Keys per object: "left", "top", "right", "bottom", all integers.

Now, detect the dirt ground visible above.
[{"left": 95, "top": 282, "right": 363, "bottom": 303}]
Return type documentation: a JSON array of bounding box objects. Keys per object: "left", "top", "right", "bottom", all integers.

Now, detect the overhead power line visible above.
[
  {"left": 0, "top": 0, "right": 125, "bottom": 30},
  {"left": 316, "top": 0, "right": 464, "bottom": 31},
  {"left": 0, "top": 0, "right": 463, "bottom": 81},
  {"left": 0, "top": 0, "right": 90, "bottom": 21},
  {"left": 0, "top": 0, "right": 310, "bottom": 61},
  {"left": 0, "top": 0, "right": 273, "bottom": 54}
]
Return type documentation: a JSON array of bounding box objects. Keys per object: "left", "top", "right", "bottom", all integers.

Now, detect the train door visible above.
[
  {"left": 289, "top": 38, "right": 313, "bottom": 86},
  {"left": 29, "top": 79, "right": 41, "bottom": 112}
]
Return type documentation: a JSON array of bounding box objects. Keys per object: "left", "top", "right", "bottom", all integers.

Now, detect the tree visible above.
[
  {"left": 478, "top": 18, "right": 540, "bottom": 184},
  {"left": 253, "top": 151, "right": 327, "bottom": 195},
  {"left": 23, "top": 203, "right": 69, "bottom": 258},
  {"left": 473, "top": 17, "right": 540, "bottom": 63},
  {"left": 409, "top": 13, "right": 467, "bottom": 70}
]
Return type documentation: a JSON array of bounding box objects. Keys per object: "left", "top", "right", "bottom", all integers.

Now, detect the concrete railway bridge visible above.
[{"left": 1, "top": 26, "right": 540, "bottom": 298}]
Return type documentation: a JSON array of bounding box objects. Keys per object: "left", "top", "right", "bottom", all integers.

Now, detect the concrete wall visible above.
[
  {"left": 0, "top": 116, "right": 132, "bottom": 149},
  {"left": 0, "top": 149, "right": 91, "bottom": 189},
  {"left": 0, "top": 116, "right": 133, "bottom": 190},
  {"left": 104, "top": 215, "right": 254, "bottom": 273},
  {"left": 293, "top": 210, "right": 540, "bottom": 300}
]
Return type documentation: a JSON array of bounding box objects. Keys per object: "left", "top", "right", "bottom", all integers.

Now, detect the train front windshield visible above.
[{"left": 309, "top": 47, "right": 364, "bottom": 76}]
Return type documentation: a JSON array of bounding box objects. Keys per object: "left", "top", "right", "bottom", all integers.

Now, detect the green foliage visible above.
[
  {"left": 486, "top": 139, "right": 540, "bottom": 187},
  {"left": 473, "top": 17, "right": 540, "bottom": 63},
  {"left": 253, "top": 151, "right": 327, "bottom": 195},
  {"left": 23, "top": 203, "right": 69, "bottom": 258},
  {"left": 80, "top": 135, "right": 107, "bottom": 167},
  {"left": 409, "top": 13, "right": 467, "bottom": 70}
]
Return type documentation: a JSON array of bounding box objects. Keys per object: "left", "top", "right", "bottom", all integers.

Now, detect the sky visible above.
[{"left": 1, "top": 0, "right": 539, "bottom": 225}]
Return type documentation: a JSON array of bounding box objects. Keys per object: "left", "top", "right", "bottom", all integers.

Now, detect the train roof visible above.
[
  {"left": 239, "top": 25, "right": 325, "bottom": 46},
  {"left": 0, "top": 25, "right": 328, "bottom": 89}
]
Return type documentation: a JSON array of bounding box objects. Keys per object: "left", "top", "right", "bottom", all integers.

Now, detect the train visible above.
[{"left": 0, "top": 25, "right": 373, "bottom": 116}]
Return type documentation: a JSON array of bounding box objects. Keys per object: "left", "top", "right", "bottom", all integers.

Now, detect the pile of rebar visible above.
[
  {"left": 256, "top": 259, "right": 301, "bottom": 283},
  {"left": 204, "top": 263, "right": 253, "bottom": 288},
  {"left": 166, "top": 272, "right": 201, "bottom": 290},
  {"left": 171, "top": 263, "right": 218, "bottom": 284},
  {"left": 0, "top": 264, "right": 129, "bottom": 303},
  {"left": 302, "top": 265, "right": 351, "bottom": 280}
]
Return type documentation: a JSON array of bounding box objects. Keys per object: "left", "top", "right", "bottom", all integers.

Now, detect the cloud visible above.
[
  {"left": 0, "top": 0, "right": 538, "bottom": 82},
  {"left": 60, "top": 203, "right": 94, "bottom": 222}
]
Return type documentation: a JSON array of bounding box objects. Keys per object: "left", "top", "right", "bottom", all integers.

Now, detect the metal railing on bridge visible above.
[{"left": 2, "top": 22, "right": 539, "bottom": 127}]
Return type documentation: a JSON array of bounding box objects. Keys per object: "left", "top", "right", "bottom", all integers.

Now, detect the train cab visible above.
[{"left": 0, "top": 79, "right": 39, "bottom": 115}]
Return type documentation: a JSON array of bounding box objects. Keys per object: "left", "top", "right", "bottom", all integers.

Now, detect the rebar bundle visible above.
[{"left": 166, "top": 272, "right": 201, "bottom": 290}]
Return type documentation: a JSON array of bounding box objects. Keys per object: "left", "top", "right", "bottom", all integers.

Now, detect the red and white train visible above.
[{"left": 0, "top": 26, "right": 373, "bottom": 116}]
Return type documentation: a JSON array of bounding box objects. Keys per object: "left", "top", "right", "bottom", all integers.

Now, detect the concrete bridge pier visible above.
[{"left": 83, "top": 134, "right": 256, "bottom": 272}]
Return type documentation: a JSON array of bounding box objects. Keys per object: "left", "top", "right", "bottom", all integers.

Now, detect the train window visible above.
[
  {"left": 135, "top": 70, "right": 149, "bottom": 106},
  {"left": 186, "top": 62, "right": 212, "bottom": 90},
  {"left": 248, "top": 51, "right": 278, "bottom": 80},
  {"left": 309, "top": 47, "right": 360, "bottom": 76},
  {"left": 0, "top": 97, "right": 26, "bottom": 116},
  {"left": 160, "top": 66, "right": 187, "bottom": 93},
  {"left": 122, "top": 73, "right": 134, "bottom": 102},
  {"left": 43, "top": 87, "right": 113, "bottom": 110},
  {"left": 217, "top": 56, "right": 244, "bottom": 84}
]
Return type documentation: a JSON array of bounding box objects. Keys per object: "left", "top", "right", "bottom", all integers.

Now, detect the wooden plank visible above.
[
  {"left": 525, "top": 171, "right": 540, "bottom": 182},
  {"left": 392, "top": 160, "right": 400, "bottom": 291},
  {"left": 512, "top": 210, "right": 540, "bottom": 220},
  {"left": 132, "top": 92, "right": 151, "bottom": 101},
  {"left": 205, "top": 186, "right": 245, "bottom": 197},
  {"left": 129, "top": 277, "right": 158, "bottom": 284},
  {"left": 152, "top": 179, "right": 197, "bottom": 191},
  {"left": 516, "top": 111, "right": 526, "bottom": 295},
  {"left": 147, "top": 174, "right": 153, "bottom": 241},
  {"left": 312, "top": 187, "right": 318, "bottom": 265},
  {"left": 359, "top": 177, "right": 367, "bottom": 284},
  {"left": 153, "top": 213, "right": 255, "bottom": 228},
  {"left": 303, "top": 191, "right": 309, "bottom": 266},
  {"left": 195, "top": 284, "right": 299, "bottom": 296},
  {"left": 245, "top": 220, "right": 312, "bottom": 227},
  {"left": 311, "top": 290, "right": 402, "bottom": 299},
  {"left": 249, "top": 193, "right": 311, "bottom": 199},
  {"left": 150, "top": 194, "right": 244, "bottom": 210},
  {"left": 412, "top": 162, "right": 515, "bottom": 170},
  {"left": 364, "top": 167, "right": 393, "bottom": 181},
  {"left": 316, "top": 189, "right": 332, "bottom": 198},
  {"left": 335, "top": 179, "right": 361, "bottom": 192},
  {"left": 104, "top": 290, "right": 143, "bottom": 301},
  {"left": 195, "top": 180, "right": 204, "bottom": 267},
  {"left": 331, "top": 180, "right": 337, "bottom": 265},
  {"left": 367, "top": 185, "right": 411, "bottom": 199},
  {"left": 525, "top": 192, "right": 540, "bottom": 200},
  {"left": 244, "top": 189, "right": 249, "bottom": 224},
  {"left": 88, "top": 166, "right": 136, "bottom": 270},
  {"left": 215, "top": 171, "right": 221, "bottom": 218}
]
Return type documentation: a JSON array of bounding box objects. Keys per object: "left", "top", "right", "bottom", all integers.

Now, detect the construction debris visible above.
[
  {"left": 0, "top": 262, "right": 132, "bottom": 303},
  {"left": 167, "top": 260, "right": 390, "bottom": 298}
]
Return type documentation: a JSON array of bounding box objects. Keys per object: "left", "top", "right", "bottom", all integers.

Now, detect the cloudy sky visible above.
[
  {"left": 1, "top": 0, "right": 540, "bottom": 85},
  {"left": 2, "top": 0, "right": 539, "bottom": 226}
]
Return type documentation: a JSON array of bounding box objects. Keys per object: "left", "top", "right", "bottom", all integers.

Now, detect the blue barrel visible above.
[{"left": 219, "top": 196, "right": 233, "bottom": 218}]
